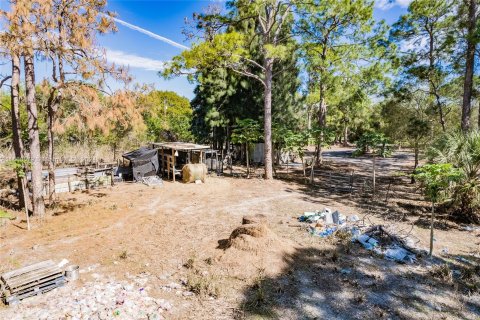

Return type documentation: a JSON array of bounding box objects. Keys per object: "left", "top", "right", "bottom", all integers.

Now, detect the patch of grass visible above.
[
  {"left": 119, "top": 250, "right": 128, "bottom": 260},
  {"left": 242, "top": 268, "right": 277, "bottom": 318},
  {"left": 249, "top": 268, "right": 266, "bottom": 307},
  {"left": 353, "top": 292, "right": 366, "bottom": 304},
  {"left": 0, "top": 209, "right": 14, "bottom": 220},
  {"left": 461, "top": 265, "right": 480, "bottom": 293},
  {"left": 461, "top": 265, "right": 480, "bottom": 281},
  {"left": 185, "top": 269, "right": 221, "bottom": 298},
  {"left": 430, "top": 263, "right": 453, "bottom": 283},
  {"left": 184, "top": 257, "right": 196, "bottom": 269}
]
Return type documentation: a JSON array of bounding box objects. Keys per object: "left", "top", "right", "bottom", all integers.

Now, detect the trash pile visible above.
[
  {"left": 298, "top": 208, "right": 419, "bottom": 264},
  {"left": 356, "top": 225, "right": 417, "bottom": 263},
  {"left": 142, "top": 176, "right": 163, "bottom": 187},
  {"left": 0, "top": 274, "right": 172, "bottom": 320},
  {"left": 298, "top": 208, "right": 361, "bottom": 238}
]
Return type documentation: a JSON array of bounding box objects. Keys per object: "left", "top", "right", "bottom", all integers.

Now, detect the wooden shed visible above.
[{"left": 151, "top": 142, "right": 210, "bottom": 182}]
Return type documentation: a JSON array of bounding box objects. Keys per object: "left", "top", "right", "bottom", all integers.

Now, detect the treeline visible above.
[
  {"left": 0, "top": 0, "right": 193, "bottom": 217},
  {"left": 166, "top": 0, "right": 480, "bottom": 179},
  {"left": 0, "top": 88, "right": 193, "bottom": 156}
]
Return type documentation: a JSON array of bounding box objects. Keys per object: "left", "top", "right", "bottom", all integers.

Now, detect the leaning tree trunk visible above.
[
  {"left": 25, "top": 53, "right": 45, "bottom": 217},
  {"left": 263, "top": 57, "right": 274, "bottom": 180},
  {"left": 11, "top": 55, "right": 29, "bottom": 210},
  {"left": 461, "top": 0, "right": 477, "bottom": 132}
]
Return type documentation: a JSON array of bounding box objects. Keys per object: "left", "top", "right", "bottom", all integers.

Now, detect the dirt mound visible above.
[
  {"left": 242, "top": 214, "right": 267, "bottom": 225},
  {"left": 216, "top": 216, "right": 296, "bottom": 278},
  {"left": 228, "top": 223, "right": 276, "bottom": 252}
]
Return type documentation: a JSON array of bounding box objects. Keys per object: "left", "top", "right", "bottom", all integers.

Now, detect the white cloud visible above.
[
  {"left": 375, "top": 0, "right": 412, "bottom": 10},
  {"left": 112, "top": 17, "right": 190, "bottom": 50},
  {"left": 396, "top": 0, "right": 413, "bottom": 7},
  {"left": 105, "top": 49, "right": 166, "bottom": 71}
]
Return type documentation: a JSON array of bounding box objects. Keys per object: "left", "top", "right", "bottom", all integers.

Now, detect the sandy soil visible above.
[{"left": 0, "top": 147, "right": 479, "bottom": 319}]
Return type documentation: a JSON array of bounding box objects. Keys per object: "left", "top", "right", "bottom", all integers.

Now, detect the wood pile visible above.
[{"left": 1, "top": 260, "right": 65, "bottom": 305}]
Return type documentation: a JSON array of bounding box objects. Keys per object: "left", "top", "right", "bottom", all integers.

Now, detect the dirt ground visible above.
[{"left": 1, "top": 147, "right": 479, "bottom": 319}]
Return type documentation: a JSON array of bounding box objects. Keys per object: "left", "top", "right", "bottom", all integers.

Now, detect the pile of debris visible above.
[
  {"left": 0, "top": 273, "right": 172, "bottom": 320},
  {"left": 298, "top": 208, "right": 420, "bottom": 264},
  {"left": 298, "top": 208, "right": 361, "bottom": 238},
  {"left": 356, "top": 225, "right": 417, "bottom": 263}
]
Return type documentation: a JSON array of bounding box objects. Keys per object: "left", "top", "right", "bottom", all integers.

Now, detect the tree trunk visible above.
[
  {"left": 372, "top": 155, "right": 376, "bottom": 196},
  {"left": 429, "top": 201, "right": 435, "bottom": 257},
  {"left": 246, "top": 143, "right": 250, "bottom": 178},
  {"left": 47, "top": 95, "right": 59, "bottom": 203},
  {"left": 411, "top": 141, "right": 419, "bottom": 184},
  {"left": 24, "top": 54, "right": 45, "bottom": 217},
  {"left": 343, "top": 122, "right": 348, "bottom": 147},
  {"left": 461, "top": 0, "right": 477, "bottom": 132},
  {"left": 11, "top": 55, "right": 30, "bottom": 210},
  {"left": 427, "top": 28, "right": 446, "bottom": 132},
  {"left": 478, "top": 100, "right": 480, "bottom": 129},
  {"left": 263, "top": 57, "right": 274, "bottom": 180},
  {"left": 316, "top": 83, "right": 327, "bottom": 164}
]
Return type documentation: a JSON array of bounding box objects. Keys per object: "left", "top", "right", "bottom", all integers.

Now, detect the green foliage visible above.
[
  {"left": 5, "top": 159, "right": 31, "bottom": 178},
  {"left": 354, "top": 132, "right": 391, "bottom": 157},
  {"left": 427, "top": 130, "right": 480, "bottom": 222},
  {"left": 141, "top": 90, "right": 193, "bottom": 142},
  {"left": 180, "top": 1, "right": 300, "bottom": 147},
  {"left": 282, "top": 130, "right": 310, "bottom": 160},
  {"left": 414, "top": 163, "right": 462, "bottom": 203},
  {"left": 230, "top": 119, "right": 262, "bottom": 145},
  {"left": 428, "top": 131, "right": 480, "bottom": 179},
  {"left": 0, "top": 209, "right": 14, "bottom": 220},
  {"left": 390, "top": 0, "right": 457, "bottom": 130},
  {"left": 297, "top": 0, "right": 394, "bottom": 138},
  {"left": 309, "top": 125, "right": 335, "bottom": 148}
]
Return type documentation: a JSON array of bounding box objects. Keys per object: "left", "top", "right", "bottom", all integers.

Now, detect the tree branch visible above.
[{"left": 0, "top": 75, "right": 12, "bottom": 89}]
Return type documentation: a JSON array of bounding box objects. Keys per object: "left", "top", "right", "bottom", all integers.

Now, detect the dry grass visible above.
[{"left": 430, "top": 264, "right": 454, "bottom": 283}]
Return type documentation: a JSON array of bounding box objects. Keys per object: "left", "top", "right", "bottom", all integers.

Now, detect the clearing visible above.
[{"left": 0, "top": 147, "right": 479, "bottom": 319}]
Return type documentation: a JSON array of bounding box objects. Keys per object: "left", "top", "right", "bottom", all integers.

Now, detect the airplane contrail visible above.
[{"left": 112, "top": 17, "right": 190, "bottom": 50}]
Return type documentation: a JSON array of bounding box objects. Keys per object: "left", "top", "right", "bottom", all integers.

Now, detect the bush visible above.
[{"left": 428, "top": 130, "right": 480, "bottom": 223}]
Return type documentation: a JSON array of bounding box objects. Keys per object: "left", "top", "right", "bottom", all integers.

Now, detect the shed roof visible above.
[
  {"left": 122, "top": 147, "right": 157, "bottom": 161},
  {"left": 151, "top": 142, "right": 210, "bottom": 151}
]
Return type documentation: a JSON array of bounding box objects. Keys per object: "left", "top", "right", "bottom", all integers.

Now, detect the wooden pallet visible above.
[{"left": 1, "top": 260, "right": 65, "bottom": 304}]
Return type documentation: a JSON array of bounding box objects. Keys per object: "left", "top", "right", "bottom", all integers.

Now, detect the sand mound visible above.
[
  {"left": 217, "top": 217, "right": 296, "bottom": 277},
  {"left": 228, "top": 223, "right": 276, "bottom": 252},
  {"left": 242, "top": 214, "right": 267, "bottom": 225}
]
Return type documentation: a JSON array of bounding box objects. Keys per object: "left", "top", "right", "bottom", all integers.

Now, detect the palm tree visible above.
[{"left": 428, "top": 130, "right": 480, "bottom": 223}]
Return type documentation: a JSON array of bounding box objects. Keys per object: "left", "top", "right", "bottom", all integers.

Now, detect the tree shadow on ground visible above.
[
  {"left": 51, "top": 200, "right": 86, "bottom": 216},
  {"left": 235, "top": 241, "right": 480, "bottom": 320},
  {"left": 278, "top": 160, "right": 457, "bottom": 229}
]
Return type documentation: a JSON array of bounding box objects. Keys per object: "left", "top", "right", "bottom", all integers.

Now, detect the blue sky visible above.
[{"left": 0, "top": 0, "right": 412, "bottom": 100}]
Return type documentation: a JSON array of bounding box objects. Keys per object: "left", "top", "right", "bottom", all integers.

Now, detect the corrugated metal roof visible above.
[{"left": 152, "top": 142, "right": 210, "bottom": 151}]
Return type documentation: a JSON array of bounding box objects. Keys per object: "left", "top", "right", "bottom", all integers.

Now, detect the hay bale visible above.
[
  {"left": 242, "top": 214, "right": 267, "bottom": 225},
  {"left": 182, "top": 163, "right": 207, "bottom": 183}
]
